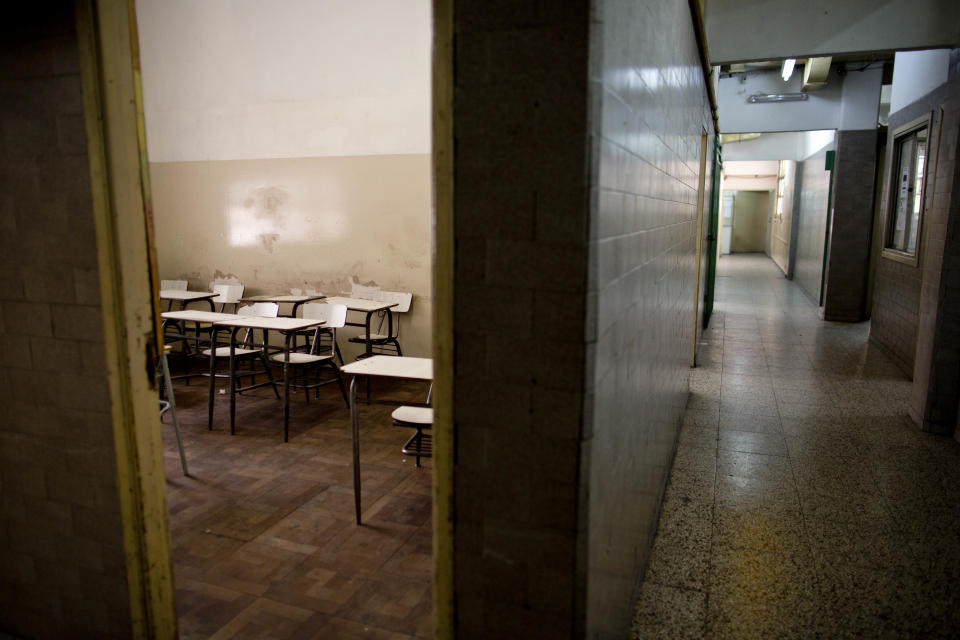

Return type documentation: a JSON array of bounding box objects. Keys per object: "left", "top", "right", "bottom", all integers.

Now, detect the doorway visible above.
[
  {"left": 730, "top": 190, "right": 773, "bottom": 253},
  {"left": 81, "top": 1, "right": 446, "bottom": 637}
]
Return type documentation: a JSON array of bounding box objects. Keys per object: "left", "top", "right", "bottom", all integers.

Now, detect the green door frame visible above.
[{"left": 703, "top": 137, "right": 722, "bottom": 328}]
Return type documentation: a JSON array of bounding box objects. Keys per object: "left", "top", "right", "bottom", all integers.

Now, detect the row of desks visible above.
[
  {"left": 161, "top": 309, "right": 433, "bottom": 524},
  {"left": 160, "top": 290, "right": 399, "bottom": 358}
]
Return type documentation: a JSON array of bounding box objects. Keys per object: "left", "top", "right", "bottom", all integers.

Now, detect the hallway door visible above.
[
  {"left": 730, "top": 190, "right": 770, "bottom": 252},
  {"left": 703, "top": 138, "right": 721, "bottom": 328}
]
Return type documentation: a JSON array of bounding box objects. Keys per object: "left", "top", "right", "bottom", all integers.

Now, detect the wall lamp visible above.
[{"left": 747, "top": 93, "right": 809, "bottom": 104}]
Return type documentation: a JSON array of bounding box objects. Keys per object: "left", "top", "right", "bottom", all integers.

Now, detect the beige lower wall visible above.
[{"left": 150, "top": 154, "right": 432, "bottom": 360}]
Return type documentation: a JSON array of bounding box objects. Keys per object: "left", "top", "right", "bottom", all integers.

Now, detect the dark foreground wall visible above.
[
  {"left": 450, "top": 1, "right": 715, "bottom": 638},
  {"left": 0, "top": 4, "right": 132, "bottom": 638}
]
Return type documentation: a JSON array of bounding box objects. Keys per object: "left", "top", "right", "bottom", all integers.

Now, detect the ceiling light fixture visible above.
[
  {"left": 781, "top": 58, "right": 796, "bottom": 81},
  {"left": 748, "top": 92, "right": 808, "bottom": 104}
]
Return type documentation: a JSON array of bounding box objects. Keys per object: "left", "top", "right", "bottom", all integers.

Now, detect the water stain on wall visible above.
[{"left": 244, "top": 186, "right": 289, "bottom": 254}]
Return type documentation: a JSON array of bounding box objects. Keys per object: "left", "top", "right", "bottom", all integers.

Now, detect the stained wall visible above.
[
  {"left": 582, "top": 0, "right": 715, "bottom": 635},
  {"left": 137, "top": 0, "right": 433, "bottom": 360},
  {"left": 0, "top": 3, "right": 132, "bottom": 637}
]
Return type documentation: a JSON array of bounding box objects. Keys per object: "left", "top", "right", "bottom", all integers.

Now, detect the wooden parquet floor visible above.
[{"left": 160, "top": 363, "right": 434, "bottom": 639}]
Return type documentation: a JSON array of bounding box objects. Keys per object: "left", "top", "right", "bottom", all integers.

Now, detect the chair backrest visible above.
[
  {"left": 351, "top": 282, "right": 381, "bottom": 300},
  {"left": 161, "top": 279, "right": 187, "bottom": 290},
  {"left": 211, "top": 283, "right": 244, "bottom": 304},
  {"left": 379, "top": 291, "right": 413, "bottom": 313},
  {"left": 237, "top": 302, "right": 279, "bottom": 318},
  {"left": 301, "top": 303, "right": 347, "bottom": 329}
]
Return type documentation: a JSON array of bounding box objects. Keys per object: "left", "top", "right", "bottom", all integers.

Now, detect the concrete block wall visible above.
[
  {"left": 907, "top": 51, "right": 960, "bottom": 434},
  {"left": 451, "top": 3, "right": 592, "bottom": 638},
  {"left": 0, "top": 4, "right": 132, "bottom": 638},
  {"left": 582, "top": 0, "right": 714, "bottom": 636},
  {"left": 870, "top": 251, "right": 923, "bottom": 373},
  {"left": 870, "top": 67, "right": 957, "bottom": 376},
  {"left": 822, "top": 129, "right": 879, "bottom": 322}
]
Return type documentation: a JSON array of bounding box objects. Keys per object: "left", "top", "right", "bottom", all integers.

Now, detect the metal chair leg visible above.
[
  {"left": 160, "top": 351, "right": 188, "bottom": 475},
  {"left": 258, "top": 353, "right": 282, "bottom": 399}
]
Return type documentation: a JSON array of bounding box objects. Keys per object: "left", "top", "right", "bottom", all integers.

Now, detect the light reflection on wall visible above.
[{"left": 226, "top": 182, "right": 347, "bottom": 250}]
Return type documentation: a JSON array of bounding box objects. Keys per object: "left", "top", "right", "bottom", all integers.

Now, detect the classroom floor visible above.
[
  {"left": 632, "top": 253, "right": 960, "bottom": 639},
  {"left": 160, "top": 366, "right": 433, "bottom": 639}
]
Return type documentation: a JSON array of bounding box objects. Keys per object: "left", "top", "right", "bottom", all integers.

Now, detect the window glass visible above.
[{"left": 887, "top": 126, "right": 927, "bottom": 256}]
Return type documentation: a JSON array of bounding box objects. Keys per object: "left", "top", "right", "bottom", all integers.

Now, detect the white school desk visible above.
[{"left": 341, "top": 356, "right": 433, "bottom": 524}]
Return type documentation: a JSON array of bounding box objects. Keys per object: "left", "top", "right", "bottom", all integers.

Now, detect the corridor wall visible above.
[
  {"left": 872, "top": 49, "right": 960, "bottom": 436},
  {"left": 793, "top": 146, "right": 834, "bottom": 304},
  {"left": 583, "top": 0, "right": 716, "bottom": 636},
  {"left": 449, "top": 0, "right": 716, "bottom": 637}
]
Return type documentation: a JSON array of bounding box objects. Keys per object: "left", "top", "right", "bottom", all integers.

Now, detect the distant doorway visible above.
[{"left": 730, "top": 190, "right": 772, "bottom": 253}]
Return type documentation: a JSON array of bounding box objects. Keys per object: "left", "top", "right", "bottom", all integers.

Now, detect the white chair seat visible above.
[
  {"left": 391, "top": 406, "right": 433, "bottom": 425},
  {"left": 201, "top": 346, "right": 260, "bottom": 357},
  {"left": 268, "top": 352, "right": 333, "bottom": 365},
  {"left": 354, "top": 333, "right": 389, "bottom": 341}
]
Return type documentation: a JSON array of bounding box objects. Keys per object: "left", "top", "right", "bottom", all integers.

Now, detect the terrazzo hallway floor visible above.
[{"left": 632, "top": 253, "right": 960, "bottom": 639}]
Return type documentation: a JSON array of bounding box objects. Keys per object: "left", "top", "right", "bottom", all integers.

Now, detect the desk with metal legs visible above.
[
  {"left": 321, "top": 297, "right": 398, "bottom": 358},
  {"left": 240, "top": 294, "right": 326, "bottom": 318},
  {"left": 210, "top": 316, "right": 326, "bottom": 442},
  {"left": 341, "top": 356, "right": 433, "bottom": 524},
  {"left": 159, "top": 289, "right": 218, "bottom": 311},
  {"left": 160, "top": 310, "right": 242, "bottom": 381}
]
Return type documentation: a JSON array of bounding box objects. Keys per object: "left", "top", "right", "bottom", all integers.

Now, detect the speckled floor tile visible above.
[
  {"left": 672, "top": 444, "right": 718, "bottom": 476},
  {"left": 677, "top": 423, "right": 718, "bottom": 450},
  {"left": 805, "top": 517, "right": 916, "bottom": 573},
  {"left": 631, "top": 582, "right": 706, "bottom": 639},
  {"left": 643, "top": 534, "right": 712, "bottom": 592},
  {"left": 798, "top": 489, "right": 893, "bottom": 526},
  {"left": 638, "top": 255, "right": 960, "bottom": 638},
  {"left": 714, "top": 475, "right": 800, "bottom": 514},
  {"left": 718, "top": 411, "right": 781, "bottom": 434},
  {"left": 681, "top": 408, "right": 719, "bottom": 430},
  {"left": 713, "top": 507, "right": 806, "bottom": 553},
  {"left": 716, "top": 450, "right": 792, "bottom": 482},
  {"left": 718, "top": 430, "right": 787, "bottom": 456}
]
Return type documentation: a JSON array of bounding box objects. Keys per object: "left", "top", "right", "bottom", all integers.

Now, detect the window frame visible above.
[{"left": 881, "top": 112, "right": 934, "bottom": 267}]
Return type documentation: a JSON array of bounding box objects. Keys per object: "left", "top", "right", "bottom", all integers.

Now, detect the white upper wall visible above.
[
  {"left": 135, "top": 0, "right": 431, "bottom": 162},
  {"left": 706, "top": 0, "right": 960, "bottom": 64},
  {"left": 890, "top": 49, "right": 951, "bottom": 114},
  {"left": 723, "top": 130, "right": 835, "bottom": 162},
  {"left": 719, "top": 66, "right": 881, "bottom": 133}
]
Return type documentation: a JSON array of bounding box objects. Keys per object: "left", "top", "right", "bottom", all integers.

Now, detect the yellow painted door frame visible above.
[
  {"left": 431, "top": 0, "right": 455, "bottom": 638},
  {"left": 75, "top": 0, "right": 177, "bottom": 637}
]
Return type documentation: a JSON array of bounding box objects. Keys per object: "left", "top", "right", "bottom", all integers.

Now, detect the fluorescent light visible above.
[
  {"left": 747, "top": 93, "right": 809, "bottom": 103},
  {"left": 781, "top": 58, "right": 796, "bottom": 82}
]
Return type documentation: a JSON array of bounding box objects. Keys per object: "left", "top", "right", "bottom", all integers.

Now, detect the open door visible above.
[{"left": 702, "top": 137, "right": 722, "bottom": 328}]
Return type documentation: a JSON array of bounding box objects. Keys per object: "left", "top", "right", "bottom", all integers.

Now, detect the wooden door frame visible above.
[
  {"left": 77, "top": 1, "right": 457, "bottom": 637},
  {"left": 76, "top": 0, "right": 176, "bottom": 636}
]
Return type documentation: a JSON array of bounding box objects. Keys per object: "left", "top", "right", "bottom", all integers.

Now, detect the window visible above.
[
  {"left": 775, "top": 161, "right": 787, "bottom": 221},
  {"left": 884, "top": 114, "right": 932, "bottom": 263}
]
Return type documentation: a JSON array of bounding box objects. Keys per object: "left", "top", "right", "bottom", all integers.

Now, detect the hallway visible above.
[{"left": 632, "top": 254, "right": 960, "bottom": 639}]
